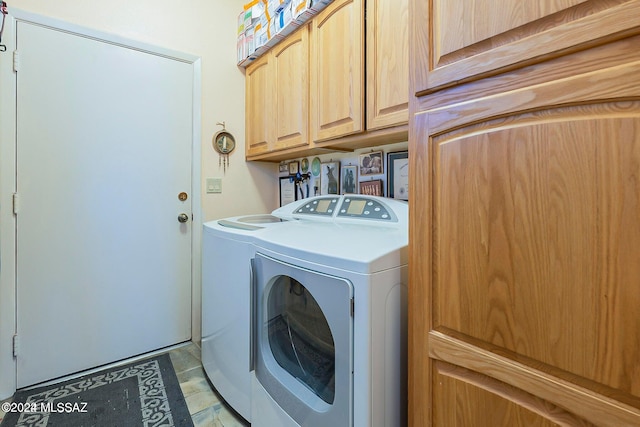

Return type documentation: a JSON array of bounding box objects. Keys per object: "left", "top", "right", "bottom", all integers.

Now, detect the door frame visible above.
[{"left": 0, "top": 8, "right": 202, "bottom": 400}]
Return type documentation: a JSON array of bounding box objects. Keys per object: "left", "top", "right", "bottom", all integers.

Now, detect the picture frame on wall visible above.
[
  {"left": 288, "top": 161, "right": 300, "bottom": 175},
  {"left": 359, "top": 179, "right": 383, "bottom": 196},
  {"left": 301, "top": 158, "right": 310, "bottom": 174},
  {"left": 359, "top": 151, "right": 384, "bottom": 176},
  {"left": 387, "top": 151, "right": 409, "bottom": 200},
  {"left": 279, "top": 176, "right": 296, "bottom": 206},
  {"left": 341, "top": 165, "right": 358, "bottom": 194},
  {"left": 320, "top": 161, "right": 340, "bottom": 195}
]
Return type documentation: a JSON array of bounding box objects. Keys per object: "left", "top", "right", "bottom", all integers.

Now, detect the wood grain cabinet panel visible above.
[
  {"left": 409, "top": 33, "right": 640, "bottom": 426},
  {"left": 310, "top": 0, "right": 364, "bottom": 142},
  {"left": 366, "top": 0, "right": 409, "bottom": 130},
  {"left": 272, "top": 25, "right": 310, "bottom": 151},
  {"left": 432, "top": 362, "right": 594, "bottom": 427},
  {"left": 245, "top": 25, "right": 310, "bottom": 157},
  {"left": 434, "top": 109, "right": 640, "bottom": 393},
  {"left": 412, "top": 0, "right": 640, "bottom": 94},
  {"left": 245, "top": 54, "right": 272, "bottom": 157}
]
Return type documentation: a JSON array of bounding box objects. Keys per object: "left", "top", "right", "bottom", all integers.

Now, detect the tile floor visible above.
[
  {"left": 0, "top": 342, "right": 248, "bottom": 427},
  {"left": 169, "top": 343, "right": 248, "bottom": 427}
]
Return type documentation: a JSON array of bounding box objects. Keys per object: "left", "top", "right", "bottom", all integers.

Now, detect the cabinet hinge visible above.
[
  {"left": 12, "top": 193, "right": 19, "bottom": 215},
  {"left": 13, "top": 50, "right": 19, "bottom": 73},
  {"left": 12, "top": 334, "right": 19, "bottom": 358}
]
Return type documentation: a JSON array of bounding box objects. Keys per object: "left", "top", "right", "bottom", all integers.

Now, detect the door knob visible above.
[{"left": 178, "top": 213, "right": 189, "bottom": 223}]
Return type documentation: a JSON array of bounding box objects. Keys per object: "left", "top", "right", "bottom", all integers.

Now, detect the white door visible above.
[{"left": 15, "top": 21, "right": 193, "bottom": 387}]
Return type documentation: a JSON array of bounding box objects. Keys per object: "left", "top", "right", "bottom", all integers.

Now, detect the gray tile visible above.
[
  {"left": 185, "top": 342, "right": 202, "bottom": 362},
  {"left": 169, "top": 345, "right": 201, "bottom": 374},
  {"left": 217, "top": 406, "right": 248, "bottom": 427},
  {"left": 184, "top": 388, "right": 219, "bottom": 415},
  {"left": 177, "top": 366, "right": 215, "bottom": 399},
  {"left": 166, "top": 343, "right": 247, "bottom": 426},
  {"left": 192, "top": 405, "right": 223, "bottom": 427}
]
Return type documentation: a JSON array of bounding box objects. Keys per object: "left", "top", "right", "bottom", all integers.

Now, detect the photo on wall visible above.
[
  {"left": 279, "top": 176, "right": 296, "bottom": 206},
  {"left": 320, "top": 161, "right": 340, "bottom": 195},
  {"left": 387, "top": 151, "right": 408, "bottom": 200},
  {"left": 359, "top": 179, "right": 383, "bottom": 196},
  {"left": 359, "top": 151, "right": 384, "bottom": 176},
  {"left": 341, "top": 165, "right": 358, "bottom": 194}
]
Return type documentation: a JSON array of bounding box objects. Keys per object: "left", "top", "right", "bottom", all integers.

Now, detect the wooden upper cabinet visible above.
[
  {"left": 245, "top": 0, "right": 409, "bottom": 160},
  {"left": 272, "top": 24, "right": 310, "bottom": 151},
  {"left": 366, "top": 0, "right": 409, "bottom": 130},
  {"left": 245, "top": 25, "right": 310, "bottom": 157},
  {"left": 245, "top": 54, "right": 273, "bottom": 157},
  {"left": 310, "top": 0, "right": 364, "bottom": 142},
  {"left": 412, "top": 0, "right": 640, "bottom": 94}
]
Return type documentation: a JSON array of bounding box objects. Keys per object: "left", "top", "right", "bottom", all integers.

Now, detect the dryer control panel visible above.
[
  {"left": 294, "top": 197, "right": 340, "bottom": 216},
  {"left": 337, "top": 197, "right": 395, "bottom": 221},
  {"left": 273, "top": 195, "right": 407, "bottom": 226}
]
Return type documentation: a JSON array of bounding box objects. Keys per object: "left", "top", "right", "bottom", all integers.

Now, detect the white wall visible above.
[{"left": 0, "top": 0, "right": 276, "bottom": 400}]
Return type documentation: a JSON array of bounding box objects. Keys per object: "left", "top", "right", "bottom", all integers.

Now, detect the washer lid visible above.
[
  {"left": 236, "top": 214, "right": 287, "bottom": 224},
  {"left": 217, "top": 220, "right": 263, "bottom": 231}
]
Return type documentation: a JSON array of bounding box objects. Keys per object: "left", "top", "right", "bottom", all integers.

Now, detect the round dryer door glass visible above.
[{"left": 267, "top": 276, "right": 335, "bottom": 404}]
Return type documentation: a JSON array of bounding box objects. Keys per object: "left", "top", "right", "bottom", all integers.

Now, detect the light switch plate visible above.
[{"left": 206, "top": 177, "right": 222, "bottom": 194}]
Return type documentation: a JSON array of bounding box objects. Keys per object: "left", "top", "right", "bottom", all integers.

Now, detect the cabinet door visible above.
[
  {"left": 412, "top": 0, "right": 640, "bottom": 93},
  {"left": 366, "top": 0, "right": 409, "bottom": 130},
  {"left": 311, "top": 0, "right": 364, "bottom": 142},
  {"left": 245, "top": 54, "right": 273, "bottom": 157},
  {"left": 272, "top": 24, "right": 309, "bottom": 151},
  {"left": 409, "top": 36, "right": 640, "bottom": 427}
]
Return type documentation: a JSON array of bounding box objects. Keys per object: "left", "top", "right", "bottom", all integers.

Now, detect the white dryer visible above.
[
  {"left": 201, "top": 213, "right": 290, "bottom": 422},
  {"left": 250, "top": 195, "right": 408, "bottom": 427}
]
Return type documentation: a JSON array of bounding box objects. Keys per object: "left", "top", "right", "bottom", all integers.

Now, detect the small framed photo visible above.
[
  {"left": 279, "top": 163, "right": 288, "bottom": 173},
  {"left": 387, "top": 151, "right": 408, "bottom": 200},
  {"left": 279, "top": 176, "right": 296, "bottom": 206},
  {"left": 341, "top": 165, "right": 358, "bottom": 194},
  {"left": 320, "top": 161, "right": 340, "bottom": 195},
  {"left": 288, "top": 161, "right": 300, "bottom": 175},
  {"left": 359, "top": 179, "right": 383, "bottom": 196},
  {"left": 359, "top": 151, "right": 384, "bottom": 176},
  {"left": 301, "top": 158, "right": 310, "bottom": 174}
]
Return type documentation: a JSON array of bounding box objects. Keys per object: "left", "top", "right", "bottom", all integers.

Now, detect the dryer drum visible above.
[{"left": 268, "top": 277, "right": 336, "bottom": 404}]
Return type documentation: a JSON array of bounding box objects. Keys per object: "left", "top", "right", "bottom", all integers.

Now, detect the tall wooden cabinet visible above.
[{"left": 409, "top": 0, "right": 640, "bottom": 426}]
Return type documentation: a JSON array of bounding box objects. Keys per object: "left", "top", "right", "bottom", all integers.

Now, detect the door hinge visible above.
[
  {"left": 12, "top": 334, "right": 19, "bottom": 358},
  {"left": 13, "top": 50, "right": 19, "bottom": 73},
  {"left": 350, "top": 297, "right": 354, "bottom": 317},
  {"left": 12, "top": 193, "right": 19, "bottom": 215}
]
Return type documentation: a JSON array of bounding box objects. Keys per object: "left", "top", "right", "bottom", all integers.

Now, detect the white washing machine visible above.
[
  {"left": 202, "top": 213, "right": 291, "bottom": 422},
  {"left": 250, "top": 195, "right": 408, "bottom": 427}
]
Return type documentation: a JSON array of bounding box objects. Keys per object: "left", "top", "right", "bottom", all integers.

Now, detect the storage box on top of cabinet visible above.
[{"left": 237, "top": 0, "right": 333, "bottom": 66}]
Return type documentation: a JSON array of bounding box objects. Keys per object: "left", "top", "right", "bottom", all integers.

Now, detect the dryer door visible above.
[{"left": 253, "top": 253, "right": 353, "bottom": 427}]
